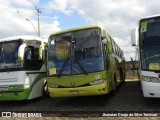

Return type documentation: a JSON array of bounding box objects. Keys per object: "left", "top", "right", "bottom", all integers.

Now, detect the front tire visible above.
[
  {"left": 43, "top": 82, "right": 49, "bottom": 97},
  {"left": 114, "top": 74, "right": 118, "bottom": 90}
]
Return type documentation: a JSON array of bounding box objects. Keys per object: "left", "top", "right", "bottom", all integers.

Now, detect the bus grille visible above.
[
  {"left": 0, "top": 85, "right": 8, "bottom": 91},
  {"left": 0, "top": 78, "right": 17, "bottom": 82}
]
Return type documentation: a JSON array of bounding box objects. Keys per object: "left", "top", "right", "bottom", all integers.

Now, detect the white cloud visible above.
[
  {"left": 40, "top": 20, "right": 61, "bottom": 39},
  {"left": 0, "top": 0, "right": 36, "bottom": 8},
  {"left": 11, "top": 0, "right": 33, "bottom": 8},
  {"left": 47, "top": 0, "right": 72, "bottom": 15},
  {"left": 0, "top": 0, "right": 61, "bottom": 40}
]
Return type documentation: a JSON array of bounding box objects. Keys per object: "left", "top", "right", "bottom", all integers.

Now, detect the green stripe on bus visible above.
[{"left": 0, "top": 89, "right": 30, "bottom": 101}]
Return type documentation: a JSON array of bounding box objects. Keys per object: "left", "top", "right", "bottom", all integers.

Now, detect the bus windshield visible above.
[
  {"left": 0, "top": 41, "right": 22, "bottom": 69},
  {"left": 47, "top": 28, "right": 104, "bottom": 76},
  {"left": 140, "top": 17, "right": 160, "bottom": 71}
]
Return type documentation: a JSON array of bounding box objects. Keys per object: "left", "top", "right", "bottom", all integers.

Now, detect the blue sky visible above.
[{"left": 1, "top": 0, "right": 160, "bottom": 60}]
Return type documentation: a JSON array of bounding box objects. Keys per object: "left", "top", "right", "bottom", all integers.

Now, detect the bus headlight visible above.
[
  {"left": 48, "top": 84, "right": 59, "bottom": 88},
  {"left": 9, "top": 85, "right": 24, "bottom": 90},
  {"left": 89, "top": 80, "right": 105, "bottom": 85},
  {"left": 141, "top": 75, "right": 160, "bottom": 83}
]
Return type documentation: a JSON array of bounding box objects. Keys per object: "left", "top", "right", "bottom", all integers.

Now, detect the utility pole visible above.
[{"left": 35, "top": 6, "right": 41, "bottom": 37}]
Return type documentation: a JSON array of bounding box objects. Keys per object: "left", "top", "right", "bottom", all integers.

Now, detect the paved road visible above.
[{"left": 0, "top": 80, "right": 160, "bottom": 117}]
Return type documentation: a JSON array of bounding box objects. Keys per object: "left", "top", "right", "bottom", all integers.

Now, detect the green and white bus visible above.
[
  {"left": 47, "top": 25, "right": 125, "bottom": 97},
  {"left": 0, "top": 36, "right": 47, "bottom": 100}
]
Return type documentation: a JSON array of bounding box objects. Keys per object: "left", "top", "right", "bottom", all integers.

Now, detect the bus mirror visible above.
[
  {"left": 39, "top": 43, "right": 47, "bottom": 60},
  {"left": 131, "top": 27, "right": 138, "bottom": 47},
  {"left": 106, "top": 41, "right": 113, "bottom": 54},
  {"left": 18, "top": 44, "right": 26, "bottom": 62},
  {"left": 39, "top": 47, "right": 43, "bottom": 60},
  {"left": 102, "top": 36, "right": 107, "bottom": 39}
]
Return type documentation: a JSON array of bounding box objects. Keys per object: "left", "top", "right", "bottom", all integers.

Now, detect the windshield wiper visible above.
[
  {"left": 57, "top": 54, "right": 70, "bottom": 77},
  {"left": 74, "top": 58, "right": 88, "bottom": 75}
]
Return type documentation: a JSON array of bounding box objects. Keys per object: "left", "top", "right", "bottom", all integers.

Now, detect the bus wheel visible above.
[
  {"left": 43, "top": 82, "right": 49, "bottom": 97},
  {"left": 114, "top": 74, "right": 118, "bottom": 90}
]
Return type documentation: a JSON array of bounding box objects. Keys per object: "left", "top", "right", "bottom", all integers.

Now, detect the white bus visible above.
[
  {"left": 0, "top": 36, "right": 47, "bottom": 100},
  {"left": 131, "top": 14, "right": 160, "bottom": 97}
]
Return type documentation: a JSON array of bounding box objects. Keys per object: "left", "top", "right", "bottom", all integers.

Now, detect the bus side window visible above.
[
  {"left": 103, "top": 41, "right": 110, "bottom": 70},
  {"left": 103, "top": 30, "right": 106, "bottom": 37},
  {"left": 105, "top": 44, "right": 110, "bottom": 70},
  {"left": 112, "top": 41, "right": 116, "bottom": 54},
  {"left": 115, "top": 43, "right": 118, "bottom": 56}
]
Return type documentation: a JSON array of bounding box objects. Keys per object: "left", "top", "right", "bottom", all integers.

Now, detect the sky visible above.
[{"left": 0, "top": 0, "right": 160, "bottom": 61}]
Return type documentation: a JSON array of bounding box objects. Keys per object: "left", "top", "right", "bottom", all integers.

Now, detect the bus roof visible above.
[
  {"left": 0, "top": 35, "right": 45, "bottom": 42},
  {"left": 141, "top": 14, "right": 160, "bottom": 20},
  {"left": 50, "top": 24, "right": 106, "bottom": 37}
]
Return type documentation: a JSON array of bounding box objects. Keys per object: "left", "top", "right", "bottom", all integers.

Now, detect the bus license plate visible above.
[{"left": 69, "top": 91, "right": 79, "bottom": 95}]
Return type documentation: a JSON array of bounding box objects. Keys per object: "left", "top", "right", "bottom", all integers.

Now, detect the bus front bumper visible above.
[
  {"left": 0, "top": 89, "right": 30, "bottom": 101},
  {"left": 48, "top": 82, "right": 109, "bottom": 97},
  {"left": 142, "top": 80, "right": 160, "bottom": 98}
]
